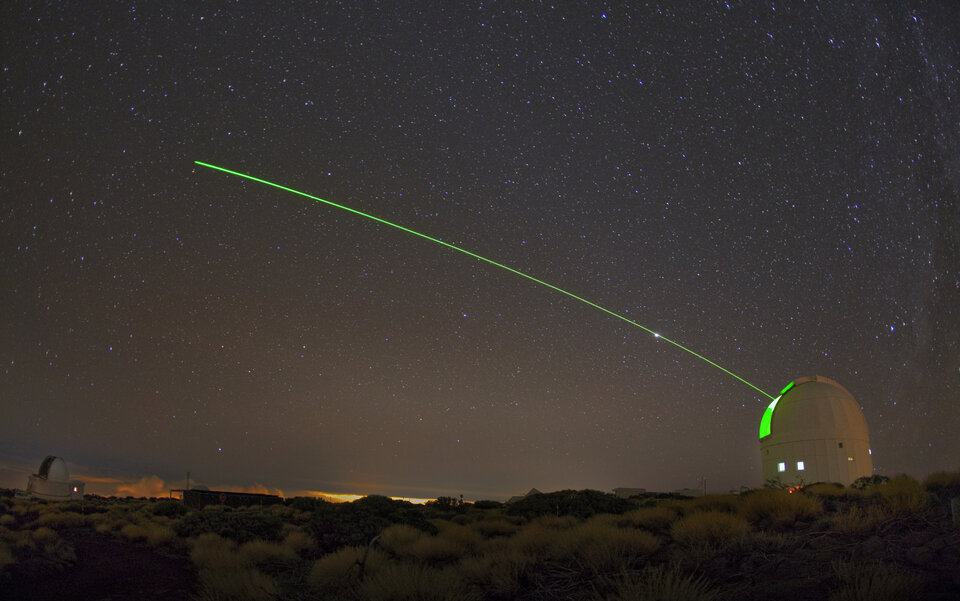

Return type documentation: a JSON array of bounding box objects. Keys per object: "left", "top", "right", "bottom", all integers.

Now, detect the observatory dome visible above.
[
  {"left": 759, "top": 376, "right": 872, "bottom": 486},
  {"left": 39, "top": 456, "right": 70, "bottom": 482},
  {"left": 26, "top": 456, "right": 85, "bottom": 501}
]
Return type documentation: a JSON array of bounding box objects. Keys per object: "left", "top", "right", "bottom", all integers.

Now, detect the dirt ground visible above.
[{"left": 2, "top": 528, "right": 196, "bottom": 601}]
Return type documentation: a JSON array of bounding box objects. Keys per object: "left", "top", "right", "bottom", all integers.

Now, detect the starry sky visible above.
[{"left": 2, "top": 2, "right": 958, "bottom": 500}]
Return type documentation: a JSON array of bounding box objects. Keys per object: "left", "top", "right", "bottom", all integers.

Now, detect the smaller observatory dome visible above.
[
  {"left": 27, "top": 456, "right": 85, "bottom": 501},
  {"left": 759, "top": 376, "right": 872, "bottom": 486},
  {"left": 38, "top": 456, "right": 71, "bottom": 482}
]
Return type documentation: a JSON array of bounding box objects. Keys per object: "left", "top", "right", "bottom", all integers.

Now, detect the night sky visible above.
[{"left": 2, "top": 2, "right": 958, "bottom": 500}]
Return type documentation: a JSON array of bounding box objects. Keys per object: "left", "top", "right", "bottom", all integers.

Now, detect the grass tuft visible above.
[
  {"left": 830, "top": 560, "right": 921, "bottom": 601},
  {"left": 670, "top": 510, "right": 750, "bottom": 547},
  {"left": 739, "top": 489, "right": 823, "bottom": 525}
]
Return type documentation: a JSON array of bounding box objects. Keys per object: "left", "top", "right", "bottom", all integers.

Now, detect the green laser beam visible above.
[{"left": 195, "top": 160, "right": 775, "bottom": 400}]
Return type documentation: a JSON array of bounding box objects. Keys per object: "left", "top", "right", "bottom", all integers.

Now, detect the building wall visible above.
[{"left": 761, "top": 436, "right": 872, "bottom": 486}]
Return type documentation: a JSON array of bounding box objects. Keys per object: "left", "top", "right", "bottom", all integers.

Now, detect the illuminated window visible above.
[
  {"left": 777, "top": 462, "right": 785, "bottom": 472},
  {"left": 847, "top": 457, "right": 854, "bottom": 461},
  {"left": 797, "top": 461, "right": 805, "bottom": 471},
  {"left": 869, "top": 449, "right": 872, "bottom": 455}
]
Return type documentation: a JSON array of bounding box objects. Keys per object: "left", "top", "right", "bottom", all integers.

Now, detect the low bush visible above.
[
  {"left": 151, "top": 499, "right": 188, "bottom": 518},
  {"left": 687, "top": 494, "right": 739, "bottom": 514},
  {"left": 739, "top": 488, "right": 823, "bottom": 526},
  {"left": 281, "top": 529, "right": 315, "bottom": 556},
  {"left": 0, "top": 543, "right": 15, "bottom": 568},
  {"left": 505, "top": 489, "right": 632, "bottom": 519},
  {"left": 306, "top": 496, "right": 436, "bottom": 554},
  {"left": 670, "top": 510, "right": 750, "bottom": 547},
  {"left": 194, "top": 564, "right": 278, "bottom": 601},
  {"left": 175, "top": 509, "right": 284, "bottom": 543},
  {"left": 120, "top": 522, "right": 176, "bottom": 546},
  {"left": 31, "top": 526, "right": 58, "bottom": 545},
  {"left": 238, "top": 540, "right": 297, "bottom": 565},
  {"left": 471, "top": 516, "right": 520, "bottom": 538},
  {"left": 879, "top": 474, "right": 930, "bottom": 513},
  {"left": 308, "top": 545, "right": 390, "bottom": 595},
  {"left": 621, "top": 506, "right": 678, "bottom": 531},
  {"left": 596, "top": 565, "right": 720, "bottom": 601},
  {"left": 923, "top": 470, "right": 960, "bottom": 492},
  {"left": 830, "top": 560, "right": 920, "bottom": 601},
  {"left": 358, "top": 562, "right": 479, "bottom": 601}
]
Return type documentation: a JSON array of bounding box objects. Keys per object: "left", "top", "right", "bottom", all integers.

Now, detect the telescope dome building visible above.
[
  {"left": 759, "top": 376, "right": 872, "bottom": 486},
  {"left": 26, "top": 456, "right": 85, "bottom": 501}
]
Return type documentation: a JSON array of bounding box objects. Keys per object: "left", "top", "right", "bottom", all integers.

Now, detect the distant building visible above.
[
  {"left": 170, "top": 486, "right": 283, "bottom": 509},
  {"left": 506, "top": 488, "right": 542, "bottom": 504},
  {"left": 612, "top": 487, "right": 646, "bottom": 499},
  {"left": 759, "top": 376, "right": 872, "bottom": 486},
  {"left": 25, "top": 456, "right": 84, "bottom": 501}
]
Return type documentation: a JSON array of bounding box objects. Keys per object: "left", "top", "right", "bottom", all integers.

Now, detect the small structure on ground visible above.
[
  {"left": 613, "top": 487, "right": 647, "bottom": 499},
  {"left": 25, "top": 456, "right": 85, "bottom": 500},
  {"left": 759, "top": 375, "right": 872, "bottom": 486},
  {"left": 506, "top": 488, "right": 542, "bottom": 504},
  {"left": 169, "top": 485, "right": 283, "bottom": 509}
]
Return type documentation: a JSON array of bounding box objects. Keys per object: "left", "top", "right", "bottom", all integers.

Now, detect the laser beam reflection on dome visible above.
[{"left": 194, "top": 160, "right": 776, "bottom": 400}]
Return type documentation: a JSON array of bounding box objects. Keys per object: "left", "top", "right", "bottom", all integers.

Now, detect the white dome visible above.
[
  {"left": 759, "top": 376, "right": 872, "bottom": 486},
  {"left": 39, "top": 456, "right": 70, "bottom": 482},
  {"left": 764, "top": 376, "right": 869, "bottom": 443}
]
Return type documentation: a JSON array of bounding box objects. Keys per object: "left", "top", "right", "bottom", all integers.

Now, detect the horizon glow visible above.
[{"left": 195, "top": 160, "right": 775, "bottom": 400}]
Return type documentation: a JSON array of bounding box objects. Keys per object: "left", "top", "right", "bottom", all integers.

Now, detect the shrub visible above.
[
  {"left": 37, "top": 510, "right": 88, "bottom": 529},
  {"left": 922, "top": 470, "right": 960, "bottom": 492},
  {"left": 621, "top": 506, "right": 678, "bottom": 531},
  {"left": 287, "top": 496, "right": 328, "bottom": 513},
  {"left": 31, "top": 526, "right": 58, "bottom": 544},
  {"left": 597, "top": 565, "right": 720, "bottom": 601},
  {"left": 670, "top": 511, "right": 750, "bottom": 547},
  {"left": 830, "top": 560, "right": 920, "bottom": 601},
  {"left": 194, "top": 564, "right": 278, "bottom": 601},
  {"left": 434, "top": 521, "right": 484, "bottom": 553},
  {"left": 852, "top": 475, "right": 889, "bottom": 490},
  {"left": 306, "top": 496, "right": 436, "bottom": 554},
  {"left": 510, "top": 521, "right": 575, "bottom": 559},
  {"left": 238, "top": 540, "right": 297, "bottom": 565},
  {"left": 739, "top": 488, "right": 823, "bottom": 525},
  {"left": 281, "top": 529, "right": 315, "bottom": 556},
  {"left": 308, "top": 545, "right": 390, "bottom": 594},
  {"left": 573, "top": 523, "right": 660, "bottom": 574},
  {"left": 829, "top": 505, "right": 889, "bottom": 537},
  {"left": 358, "top": 562, "right": 479, "bottom": 601},
  {"left": 472, "top": 516, "right": 520, "bottom": 538},
  {"left": 459, "top": 546, "right": 535, "bottom": 598},
  {"left": 190, "top": 533, "right": 239, "bottom": 570},
  {"left": 120, "top": 522, "right": 176, "bottom": 546},
  {"left": 378, "top": 523, "right": 424, "bottom": 556},
  {"left": 505, "top": 489, "right": 632, "bottom": 519},
  {"left": 406, "top": 535, "right": 467, "bottom": 563},
  {"left": 687, "top": 494, "right": 739, "bottom": 514},
  {"left": 175, "top": 509, "right": 284, "bottom": 543},
  {"left": 0, "top": 543, "right": 15, "bottom": 568},
  {"left": 472, "top": 500, "right": 503, "bottom": 509},
  {"left": 151, "top": 499, "right": 188, "bottom": 518},
  {"left": 879, "top": 475, "right": 930, "bottom": 513}
]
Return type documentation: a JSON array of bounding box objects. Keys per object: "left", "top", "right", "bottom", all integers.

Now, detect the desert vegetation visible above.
[{"left": 1, "top": 473, "right": 959, "bottom": 600}]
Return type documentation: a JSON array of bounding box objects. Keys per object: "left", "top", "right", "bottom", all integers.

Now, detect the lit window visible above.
[
  {"left": 797, "top": 461, "right": 805, "bottom": 471},
  {"left": 847, "top": 457, "right": 854, "bottom": 461},
  {"left": 869, "top": 449, "right": 872, "bottom": 455},
  {"left": 777, "top": 462, "right": 786, "bottom": 472}
]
